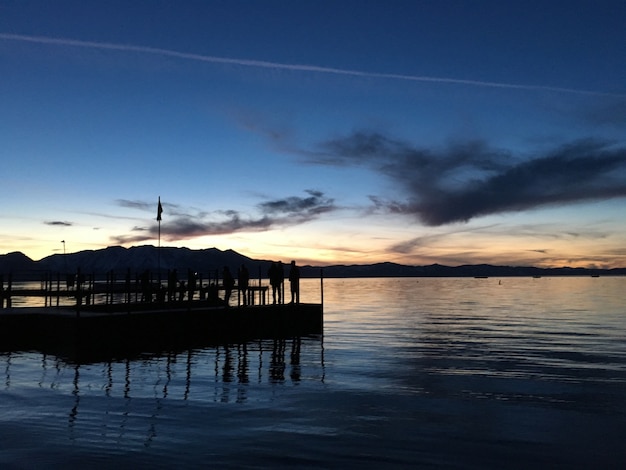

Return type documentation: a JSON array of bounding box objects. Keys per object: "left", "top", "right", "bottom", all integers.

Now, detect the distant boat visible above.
[
  {"left": 533, "top": 275, "right": 542, "bottom": 278},
  {"left": 591, "top": 274, "right": 600, "bottom": 278}
]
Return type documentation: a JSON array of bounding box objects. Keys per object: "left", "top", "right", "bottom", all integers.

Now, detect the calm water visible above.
[{"left": 1, "top": 277, "right": 625, "bottom": 469}]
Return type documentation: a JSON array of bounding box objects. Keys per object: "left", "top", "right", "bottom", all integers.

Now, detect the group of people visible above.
[
  {"left": 221, "top": 264, "right": 248, "bottom": 306},
  {"left": 267, "top": 260, "right": 300, "bottom": 304},
  {"left": 222, "top": 260, "right": 300, "bottom": 306},
  {"left": 149, "top": 261, "right": 301, "bottom": 306},
  {"left": 166, "top": 268, "right": 198, "bottom": 302}
]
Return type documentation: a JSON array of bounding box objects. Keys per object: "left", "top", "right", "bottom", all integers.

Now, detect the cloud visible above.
[
  {"left": 258, "top": 190, "right": 334, "bottom": 219},
  {"left": 2, "top": 33, "right": 624, "bottom": 98},
  {"left": 111, "top": 191, "right": 335, "bottom": 244},
  {"left": 389, "top": 234, "right": 443, "bottom": 255},
  {"left": 116, "top": 199, "right": 153, "bottom": 211},
  {"left": 116, "top": 198, "right": 191, "bottom": 217},
  {"left": 308, "top": 131, "right": 626, "bottom": 226},
  {"left": 44, "top": 221, "right": 72, "bottom": 226}
]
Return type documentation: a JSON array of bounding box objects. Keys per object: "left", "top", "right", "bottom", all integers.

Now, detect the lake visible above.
[{"left": 1, "top": 276, "right": 625, "bottom": 468}]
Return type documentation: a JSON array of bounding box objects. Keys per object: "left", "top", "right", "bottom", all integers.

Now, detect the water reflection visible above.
[
  {"left": 68, "top": 363, "right": 80, "bottom": 435},
  {"left": 1, "top": 336, "right": 323, "bottom": 401},
  {"left": 0, "top": 336, "right": 324, "bottom": 450},
  {"left": 2, "top": 277, "right": 625, "bottom": 468}
]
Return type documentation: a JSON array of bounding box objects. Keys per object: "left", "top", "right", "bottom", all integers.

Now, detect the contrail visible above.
[{"left": 2, "top": 33, "right": 624, "bottom": 98}]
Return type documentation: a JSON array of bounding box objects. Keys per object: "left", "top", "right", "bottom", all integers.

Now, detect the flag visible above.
[{"left": 157, "top": 197, "right": 163, "bottom": 222}]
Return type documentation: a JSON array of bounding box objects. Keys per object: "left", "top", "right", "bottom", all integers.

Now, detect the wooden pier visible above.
[
  {"left": 0, "top": 302, "right": 323, "bottom": 362},
  {"left": 0, "top": 270, "right": 324, "bottom": 362},
  {"left": 0, "top": 271, "right": 275, "bottom": 309}
]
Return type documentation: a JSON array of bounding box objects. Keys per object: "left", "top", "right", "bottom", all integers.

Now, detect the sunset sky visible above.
[{"left": 1, "top": 1, "right": 625, "bottom": 268}]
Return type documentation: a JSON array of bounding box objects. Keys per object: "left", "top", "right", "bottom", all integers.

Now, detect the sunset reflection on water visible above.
[{"left": 1, "top": 277, "right": 625, "bottom": 468}]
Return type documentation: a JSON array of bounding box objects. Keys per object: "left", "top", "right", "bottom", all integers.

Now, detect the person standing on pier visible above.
[
  {"left": 167, "top": 269, "right": 178, "bottom": 302},
  {"left": 238, "top": 264, "right": 250, "bottom": 306},
  {"left": 268, "top": 262, "right": 279, "bottom": 304},
  {"left": 277, "top": 261, "right": 285, "bottom": 304},
  {"left": 289, "top": 260, "right": 300, "bottom": 304},
  {"left": 178, "top": 280, "right": 186, "bottom": 302},
  {"left": 187, "top": 269, "right": 197, "bottom": 302},
  {"left": 223, "top": 266, "right": 234, "bottom": 307},
  {"left": 140, "top": 269, "right": 151, "bottom": 303}
]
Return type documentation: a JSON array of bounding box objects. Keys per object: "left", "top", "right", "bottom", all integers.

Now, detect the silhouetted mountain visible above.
[
  {"left": 0, "top": 246, "right": 624, "bottom": 279},
  {"left": 0, "top": 252, "right": 36, "bottom": 274},
  {"left": 33, "top": 245, "right": 268, "bottom": 278}
]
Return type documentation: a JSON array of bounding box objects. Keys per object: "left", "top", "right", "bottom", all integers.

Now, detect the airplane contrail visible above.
[{"left": 1, "top": 33, "right": 624, "bottom": 98}]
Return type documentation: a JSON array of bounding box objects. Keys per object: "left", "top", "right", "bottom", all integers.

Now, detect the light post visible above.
[{"left": 61, "top": 240, "right": 68, "bottom": 274}]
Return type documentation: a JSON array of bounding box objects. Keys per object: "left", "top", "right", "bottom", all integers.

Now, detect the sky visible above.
[{"left": 1, "top": 1, "right": 625, "bottom": 268}]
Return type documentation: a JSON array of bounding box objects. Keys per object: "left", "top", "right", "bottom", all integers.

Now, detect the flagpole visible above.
[
  {"left": 157, "top": 197, "right": 162, "bottom": 283},
  {"left": 158, "top": 216, "right": 161, "bottom": 280}
]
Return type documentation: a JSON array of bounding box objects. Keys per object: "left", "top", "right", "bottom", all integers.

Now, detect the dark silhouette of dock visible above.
[{"left": 0, "top": 268, "right": 324, "bottom": 361}]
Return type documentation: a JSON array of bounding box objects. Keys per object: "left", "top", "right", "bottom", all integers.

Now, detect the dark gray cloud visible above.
[
  {"left": 44, "top": 220, "right": 73, "bottom": 226},
  {"left": 111, "top": 191, "right": 335, "bottom": 244},
  {"left": 308, "top": 131, "right": 626, "bottom": 225},
  {"left": 258, "top": 190, "right": 334, "bottom": 219},
  {"left": 116, "top": 199, "right": 189, "bottom": 217},
  {"left": 389, "top": 234, "right": 443, "bottom": 254},
  {"left": 116, "top": 199, "right": 152, "bottom": 211}
]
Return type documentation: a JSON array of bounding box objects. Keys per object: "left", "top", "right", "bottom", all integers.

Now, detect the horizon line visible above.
[{"left": 1, "top": 245, "right": 624, "bottom": 271}]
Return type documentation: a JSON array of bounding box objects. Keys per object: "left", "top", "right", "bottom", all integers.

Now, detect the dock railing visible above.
[{"left": 0, "top": 267, "right": 324, "bottom": 314}]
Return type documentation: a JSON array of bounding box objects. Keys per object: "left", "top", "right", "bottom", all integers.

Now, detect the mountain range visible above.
[{"left": 0, "top": 245, "right": 624, "bottom": 280}]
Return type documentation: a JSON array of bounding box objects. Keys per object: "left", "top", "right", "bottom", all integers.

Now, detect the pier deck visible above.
[{"left": 0, "top": 302, "right": 323, "bottom": 362}]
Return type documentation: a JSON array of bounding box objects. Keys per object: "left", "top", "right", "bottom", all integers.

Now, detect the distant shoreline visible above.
[
  {"left": 1, "top": 246, "right": 624, "bottom": 280},
  {"left": 299, "top": 264, "right": 626, "bottom": 278}
]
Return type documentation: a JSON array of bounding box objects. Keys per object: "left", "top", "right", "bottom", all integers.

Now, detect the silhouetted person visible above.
[
  {"left": 76, "top": 267, "right": 85, "bottom": 306},
  {"left": 223, "top": 266, "right": 234, "bottom": 306},
  {"left": 76, "top": 268, "right": 85, "bottom": 289},
  {"left": 277, "top": 261, "right": 285, "bottom": 304},
  {"left": 140, "top": 269, "right": 151, "bottom": 303},
  {"left": 268, "top": 262, "right": 279, "bottom": 304},
  {"left": 167, "top": 269, "right": 178, "bottom": 301},
  {"left": 157, "top": 284, "right": 166, "bottom": 303},
  {"left": 66, "top": 273, "right": 75, "bottom": 290},
  {"left": 207, "top": 282, "right": 219, "bottom": 303},
  {"left": 288, "top": 260, "right": 300, "bottom": 304},
  {"left": 178, "top": 280, "right": 186, "bottom": 302},
  {"left": 125, "top": 268, "right": 131, "bottom": 303},
  {"left": 238, "top": 264, "right": 249, "bottom": 306},
  {"left": 187, "top": 269, "right": 197, "bottom": 301}
]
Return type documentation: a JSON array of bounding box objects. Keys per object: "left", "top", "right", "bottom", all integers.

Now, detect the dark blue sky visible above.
[{"left": 1, "top": 1, "right": 625, "bottom": 267}]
